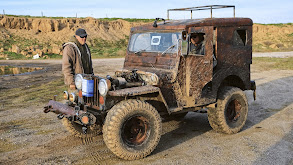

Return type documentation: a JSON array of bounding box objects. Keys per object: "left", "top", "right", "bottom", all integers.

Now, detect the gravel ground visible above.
[{"left": 0, "top": 52, "right": 292, "bottom": 165}]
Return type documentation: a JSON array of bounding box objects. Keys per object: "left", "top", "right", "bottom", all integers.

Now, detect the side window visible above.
[
  {"left": 233, "top": 30, "right": 247, "bottom": 46},
  {"left": 189, "top": 33, "right": 205, "bottom": 55}
]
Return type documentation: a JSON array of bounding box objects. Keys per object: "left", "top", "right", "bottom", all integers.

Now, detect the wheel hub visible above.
[
  {"left": 122, "top": 116, "right": 149, "bottom": 145},
  {"left": 226, "top": 99, "right": 241, "bottom": 122}
]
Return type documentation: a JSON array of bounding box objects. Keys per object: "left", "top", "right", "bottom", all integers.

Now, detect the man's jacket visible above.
[{"left": 62, "top": 37, "right": 93, "bottom": 85}]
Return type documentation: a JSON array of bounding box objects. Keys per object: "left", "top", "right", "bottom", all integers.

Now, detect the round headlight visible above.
[
  {"left": 75, "top": 74, "right": 83, "bottom": 90},
  {"left": 151, "top": 74, "right": 157, "bottom": 82},
  {"left": 149, "top": 73, "right": 158, "bottom": 85},
  {"left": 69, "top": 93, "right": 77, "bottom": 102},
  {"left": 63, "top": 91, "right": 69, "bottom": 100},
  {"left": 98, "top": 79, "right": 108, "bottom": 96}
]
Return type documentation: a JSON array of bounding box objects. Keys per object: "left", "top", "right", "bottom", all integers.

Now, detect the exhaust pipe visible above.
[
  {"left": 44, "top": 100, "right": 76, "bottom": 116},
  {"left": 44, "top": 100, "right": 97, "bottom": 127}
]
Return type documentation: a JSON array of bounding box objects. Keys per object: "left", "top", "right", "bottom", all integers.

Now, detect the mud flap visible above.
[{"left": 250, "top": 81, "right": 256, "bottom": 100}]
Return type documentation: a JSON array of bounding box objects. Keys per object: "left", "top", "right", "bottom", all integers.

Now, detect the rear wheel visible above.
[
  {"left": 207, "top": 86, "right": 248, "bottom": 134},
  {"left": 103, "top": 99, "right": 162, "bottom": 160}
]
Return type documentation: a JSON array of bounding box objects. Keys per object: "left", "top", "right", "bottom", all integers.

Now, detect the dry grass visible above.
[
  {"left": 252, "top": 57, "right": 293, "bottom": 70},
  {"left": 0, "top": 78, "right": 67, "bottom": 109}
]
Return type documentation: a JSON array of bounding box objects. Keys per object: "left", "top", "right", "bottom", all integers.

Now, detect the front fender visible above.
[{"left": 108, "top": 86, "right": 169, "bottom": 112}]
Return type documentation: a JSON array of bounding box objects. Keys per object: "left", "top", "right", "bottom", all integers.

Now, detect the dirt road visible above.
[
  {"left": 253, "top": 51, "right": 293, "bottom": 58},
  {"left": 0, "top": 54, "right": 292, "bottom": 165}
]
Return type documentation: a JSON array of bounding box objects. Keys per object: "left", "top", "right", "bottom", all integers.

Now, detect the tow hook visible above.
[
  {"left": 82, "top": 126, "right": 87, "bottom": 134},
  {"left": 57, "top": 114, "right": 64, "bottom": 119}
]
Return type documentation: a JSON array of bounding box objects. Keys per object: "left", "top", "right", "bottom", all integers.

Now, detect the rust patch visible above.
[{"left": 108, "top": 86, "right": 160, "bottom": 97}]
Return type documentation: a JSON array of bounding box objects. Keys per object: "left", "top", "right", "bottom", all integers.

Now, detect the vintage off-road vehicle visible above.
[{"left": 44, "top": 6, "right": 256, "bottom": 160}]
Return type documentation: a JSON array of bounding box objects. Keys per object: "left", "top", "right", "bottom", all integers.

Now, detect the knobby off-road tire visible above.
[
  {"left": 62, "top": 118, "right": 102, "bottom": 138},
  {"left": 103, "top": 99, "right": 162, "bottom": 160},
  {"left": 207, "top": 86, "right": 248, "bottom": 134}
]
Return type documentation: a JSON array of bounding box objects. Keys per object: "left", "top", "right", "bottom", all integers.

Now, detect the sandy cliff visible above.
[
  {"left": 0, "top": 16, "right": 146, "bottom": 57},
  {"left": 0, "top": 15, "right": 292, "bottom": 58}
]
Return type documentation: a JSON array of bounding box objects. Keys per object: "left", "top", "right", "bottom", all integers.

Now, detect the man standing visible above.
[{"left": 62, "top": 28, "right": 93, "bottom": 89}]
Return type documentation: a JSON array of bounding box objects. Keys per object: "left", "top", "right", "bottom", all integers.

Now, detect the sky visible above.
[{"left": 1, "top": 0, "right": 293, "bottom": 24}]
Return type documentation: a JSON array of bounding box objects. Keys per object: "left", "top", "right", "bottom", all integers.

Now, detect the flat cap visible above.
[{"left": 75, "top": 28, "right": 87, "bottom": 38}]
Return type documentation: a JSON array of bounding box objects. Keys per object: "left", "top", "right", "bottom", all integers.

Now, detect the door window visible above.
[
  {"left": 189, "top": 33, "right": 206, "bottom": 55},
  {"left": 233, "top": 30, "right": 247, "bottom": 46}
]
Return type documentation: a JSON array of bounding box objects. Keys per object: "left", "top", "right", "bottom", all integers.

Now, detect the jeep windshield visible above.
[{"left": 128, "top": 32, "right": 182, "bottom": 53}]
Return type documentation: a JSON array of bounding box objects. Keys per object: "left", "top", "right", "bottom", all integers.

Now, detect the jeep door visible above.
[{"left": 178, "top": 26, "right": 214, "bottom": 107}]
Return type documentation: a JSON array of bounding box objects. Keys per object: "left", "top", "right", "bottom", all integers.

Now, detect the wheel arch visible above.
[
  {"left": 215, "top": 75, "right": 246, "bottom": 97},
  {"left": 133, "top": 92, "right": 169, "bottom": 115},
  {"left": 221, "top": 75, "right": 245, "bottom": 90},
  {"left": 108, "top": 86, "right": 169, "bottom": 114}
]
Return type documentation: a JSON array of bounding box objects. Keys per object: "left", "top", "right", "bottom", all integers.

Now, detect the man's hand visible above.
[{"left": 69, "top": 84, "right": 76, "bottom": 90}]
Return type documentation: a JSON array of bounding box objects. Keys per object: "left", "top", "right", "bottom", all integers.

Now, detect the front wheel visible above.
[
  {"left": 207, "top": 86, "right": 248, "bottom": 134},
  {"left": 103, "top": 99, "right": 162, "bottom": 160},
  {"left": 62, "top": 118, "right": 102, "bottom": 138}
]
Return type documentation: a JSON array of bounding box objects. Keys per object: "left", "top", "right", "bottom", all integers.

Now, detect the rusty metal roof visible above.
[
  {"left": 131, "top": 17, "right": 253, "bottom": 31},
  {"left": 167, "top": 5, "right": 236, "bottom": 19}
]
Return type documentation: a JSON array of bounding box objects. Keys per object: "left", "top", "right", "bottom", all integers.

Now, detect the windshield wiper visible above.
[
  {"left": 161, "top": 44, "right": 176, "bottom": 55},
  {"left": 135, "top": 45, "right": 151, "bottom": 54},
  {"left": 134, "top": 49, "right": 146, "bottom": 54}
]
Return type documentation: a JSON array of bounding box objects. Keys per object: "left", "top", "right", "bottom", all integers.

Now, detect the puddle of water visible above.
[{"left": 0, "top": 65, "right": 43, "bottom": 75}]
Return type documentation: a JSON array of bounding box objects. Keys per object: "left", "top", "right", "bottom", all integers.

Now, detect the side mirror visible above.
[
  {"left": 181, "top": 40, "right": 188, "bottom": 56},
  {"left": 182, "top": 31, "right": 187, "bottom": 40},
  {"left": 181, "top": 31, "right": 189, "bottom": 56}
]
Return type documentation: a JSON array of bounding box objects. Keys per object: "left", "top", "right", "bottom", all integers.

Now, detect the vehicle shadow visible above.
[
  {"left": 252, "top": 127, "right": 293, "bottom": 165},
  {"left": 152, "top": 112, "right": 211, "bottom": 155},
  {"left": 244, "top": 75, "right": 293, "bottom": 130},
  {"left": 153, "top": 75, "right": 293, "bottom": 155}
]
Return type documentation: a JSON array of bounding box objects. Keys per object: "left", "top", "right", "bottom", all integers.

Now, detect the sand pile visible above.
[
  {"left": 253, "top": 24, "right": 293, "bottom": 52},
  {"left": 0, "top": 16, "right": 141, "bottom": 40},
  {"left": 0, "top": 15, "right": 146, "bottom": 58}
]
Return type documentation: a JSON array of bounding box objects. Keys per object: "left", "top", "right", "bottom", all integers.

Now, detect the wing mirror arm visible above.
[
  {"left": 180, "top": 36, "right": 189, "bottom": 56},
  {"left": 180, "top": 31, "right": 190, "bottom": 56}
]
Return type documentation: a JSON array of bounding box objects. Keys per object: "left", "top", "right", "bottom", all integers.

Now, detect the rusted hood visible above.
[
  {"left": 108, "top": 86, "right": 160, "bottom": 97},
  {"left": 123, "top": 53, "right": 180, "bottom": 83},
  {"left": 125, "top": 66, "right": 178, "bottom": 83}
]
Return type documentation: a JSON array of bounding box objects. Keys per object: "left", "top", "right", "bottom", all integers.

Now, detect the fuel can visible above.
[{"left": 82, "top": 77, "right": 94, "bottom": 97}]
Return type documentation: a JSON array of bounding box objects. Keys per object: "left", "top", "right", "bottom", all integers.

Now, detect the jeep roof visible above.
[{"left": 131, "top": 18, "right": 253, "bottom": 32}]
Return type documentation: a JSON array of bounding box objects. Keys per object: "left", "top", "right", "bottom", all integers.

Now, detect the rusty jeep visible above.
[{"left": 44, "top": 6, "right": 256, "bottom": 160}]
